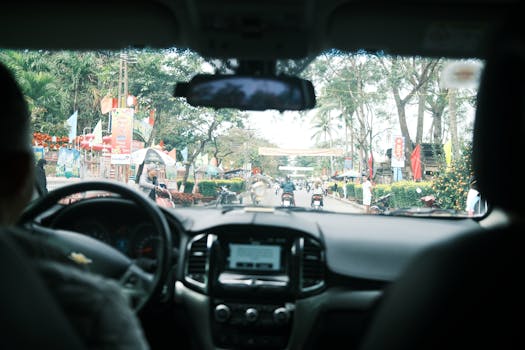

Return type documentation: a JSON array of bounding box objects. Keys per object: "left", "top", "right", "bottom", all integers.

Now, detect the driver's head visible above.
[{"left": 0, "top": 63, "right": 34, "bottom": 225}]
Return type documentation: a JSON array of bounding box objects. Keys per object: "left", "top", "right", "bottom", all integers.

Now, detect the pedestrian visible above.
[
  {"left": 35, "top": 158, "right": 48, "bottom": 196},
  {"left": 362, "top": 174, "right": 373, "bottom": 214},
  {"left": 466, "top": 176, "right": 481, "bottom": 216},
  {"left": 139, "top": 163, "right": 162, "bottom": 200}
]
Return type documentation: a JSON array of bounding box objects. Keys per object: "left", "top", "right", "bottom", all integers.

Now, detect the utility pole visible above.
[{"left": 115, "top": 52, "right": 137, "bottom": 182}]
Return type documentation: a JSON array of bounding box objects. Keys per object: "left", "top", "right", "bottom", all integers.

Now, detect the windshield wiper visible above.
[{"left": 385, "top": 207, "right": 458, "bottom": 217}]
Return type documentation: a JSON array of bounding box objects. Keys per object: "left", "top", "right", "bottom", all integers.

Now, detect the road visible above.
[
  {"left": 46, "top": 177, "right": 363, "bottom": 214},
  {"left": 259, "top": 188, "right": 363, "bottom": 214}
]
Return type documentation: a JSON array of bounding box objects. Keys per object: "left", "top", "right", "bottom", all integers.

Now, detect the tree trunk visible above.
[
  {"left": 416, "top": 82, "right": 426, "bottom": 144},
  {"left": 448, "top": 89, "right": 460, "bottom": 160},
  {"left": 393, "top": 87, "right": 413, "bottom": 168},
  {"left": 146, "top": 109, "right": 162, "bottom": 147}
]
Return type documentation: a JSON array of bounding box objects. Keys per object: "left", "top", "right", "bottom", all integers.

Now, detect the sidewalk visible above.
[{"left": 329, "top": 193, "right": 365, "bottom": 211}]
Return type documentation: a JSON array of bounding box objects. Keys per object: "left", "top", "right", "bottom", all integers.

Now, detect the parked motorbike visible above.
[
  {"left": 370, "top": 193, "right": 392, "bottom": 214},
  {"left": 420, "top": 194, "right": 439, "bottom": 208},
  {"left": 216, "top": 185, "right": 238, "bottom": 207},
  {"left": 281, "top": 192, "right": 295, "bottom": 207},
  {"left": 311, "top": 194, "right": 323, "bottom": 210}
]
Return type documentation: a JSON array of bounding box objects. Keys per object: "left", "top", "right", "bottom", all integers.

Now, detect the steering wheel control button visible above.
[
  {"left": 214, "top": 304, "right": 231, "bottom": 323},
  {"left": 245, "top": 307, "right": 259, "bottom": 323}
]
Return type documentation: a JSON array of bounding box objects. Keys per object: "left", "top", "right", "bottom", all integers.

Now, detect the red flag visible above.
[
  {"left": 149, "top": 109, "right": 155, "bottom": 126},
  {"left": 100, "top": 95, "right": 113, "bottom": 114},
  {"left": 368, "top": 153, "right": 373, "bottom": 178},
  {"left": 410, "top": 144, "right": 422, "bottom": 181}
]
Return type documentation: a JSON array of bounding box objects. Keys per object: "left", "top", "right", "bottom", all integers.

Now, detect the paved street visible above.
[
  {"left": 258, "top": 188, "right": 363, "bottom": 214},
  {"left": 46, "top": 177, "right": 363, "bottom": 213}
]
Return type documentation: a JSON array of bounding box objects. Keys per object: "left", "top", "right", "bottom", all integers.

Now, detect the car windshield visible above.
[{"left": 1, "top": 48, "right": 486, "bottom": 217}]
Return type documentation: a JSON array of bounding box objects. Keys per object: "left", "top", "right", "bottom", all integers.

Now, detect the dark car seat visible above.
[{"left": 358, "top": 17, "right": 524, "bottom": 350}]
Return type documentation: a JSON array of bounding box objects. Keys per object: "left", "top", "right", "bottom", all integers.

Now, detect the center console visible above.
[
  {"left": 184, "top": 226, "right": 325, "bottom": 349},
  {"left": 186, "top": 226, "right": 324, "bottom": 349},
  {"left": 211, "top": 234, "right": 295, "bottom": 348}
]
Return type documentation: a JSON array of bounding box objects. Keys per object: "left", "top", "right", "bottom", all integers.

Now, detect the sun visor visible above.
[{"left": 0, "top": 1, "right": 179, "bottom": 50}]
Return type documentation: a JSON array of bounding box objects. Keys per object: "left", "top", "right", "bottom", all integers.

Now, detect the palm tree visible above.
[{"left": 311, "top": 109, "right": 337, "bottom": 174}]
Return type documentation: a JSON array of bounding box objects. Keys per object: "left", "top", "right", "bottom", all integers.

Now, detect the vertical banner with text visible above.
[
  {"left": 110, "top": 108, "right": 134, "bottom": 164},
  {"left": 391, "top": 135, "right": 405, "bottom": 168}
]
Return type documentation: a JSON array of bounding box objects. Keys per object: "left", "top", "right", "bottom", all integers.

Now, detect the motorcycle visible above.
[
  {"left": 215, "top": 185, "right": 238, "bottom": 207},
  {"left": 311, "top": 193, "right": 323, "bottom": 210},
  {"left": 420, "top": 194, "right": 439, "bottom": 208},
  {"left": 250, "top": 182, "right": 266, "bottom": 205},
  {"left": 281, "top": 192, "right": 295, "bottom": 207},
  {"left": 155, "top": 184, "right": 175, "bottom": 208},
  {"left": 370, "top": 193, "right": 392, "bottom": 214}
]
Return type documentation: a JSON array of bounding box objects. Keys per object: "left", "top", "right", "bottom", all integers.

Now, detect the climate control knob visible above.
[
  {"left": 214, "top": 304, "right": 231, "bottom": 323},
  {"left": 245, "top": 307, "right": 259, "bottom": 323},
  {"left": 273, "top": 307, "right": 290, "bottom": 325}
]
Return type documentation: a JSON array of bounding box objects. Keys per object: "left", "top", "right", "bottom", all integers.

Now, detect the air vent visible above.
[
  {"left": 300, "top": 238, "right": 325, "bottom": 292},
  {"left": 185, "top": 234, "right": 211, "bottom": 290}
]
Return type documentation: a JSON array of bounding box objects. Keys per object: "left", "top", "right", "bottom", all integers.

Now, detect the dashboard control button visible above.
[
  {"left": 273, "top": 307, "right": 290, "bottom": 325},
  {"left": 245, "top": 307, "right": 259, "bottom": 322},
  {"left": 214, "top": 304, "right": 231, "bottom": 323}
]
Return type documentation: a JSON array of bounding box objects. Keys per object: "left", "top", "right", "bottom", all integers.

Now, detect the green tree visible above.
[{"left": 431, "top": 142, "right": 473, "bottom": 210}]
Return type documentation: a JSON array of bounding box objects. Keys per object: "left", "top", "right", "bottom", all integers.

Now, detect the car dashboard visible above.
[{"left": 39, "top": 197, "right": 482, "bottom": 350}]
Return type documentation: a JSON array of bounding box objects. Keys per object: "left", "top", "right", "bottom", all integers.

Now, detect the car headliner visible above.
[{"left": 0, "top": 0, "right": 519, "bottom": 60}]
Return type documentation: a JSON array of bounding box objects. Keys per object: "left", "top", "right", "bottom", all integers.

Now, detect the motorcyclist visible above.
[
  {"left": 311, "top": 181, "right": 324, "bottom": 208},
  {"left": 280, "top": 176, "right": 296, "bottom": 205},
  {"left": 250, "top": 180, "right": 267, "bottom": 205}
]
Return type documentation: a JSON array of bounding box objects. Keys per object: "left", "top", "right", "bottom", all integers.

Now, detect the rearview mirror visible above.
[{"left": 174, "top": 75, "right": 316, "bottom": 111}]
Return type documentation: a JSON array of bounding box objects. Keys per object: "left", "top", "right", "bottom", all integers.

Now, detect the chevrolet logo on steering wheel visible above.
[{"left": 68, "top": 252, "right": 93, "bottom": 265}]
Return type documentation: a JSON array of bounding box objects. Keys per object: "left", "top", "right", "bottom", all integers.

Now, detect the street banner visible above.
[
  {"left": 56, "top": 147, "right": 81, "bottom": 178},
  {"left": 344, "top": 157, "right": 353, "bottom": 170},
  {"left": 110, "top": 108, "right": 134, "bottom": 164},
  {"left": 66, "top": 111, "right": 78, "bottom": 143},
  {"left": 33, "top": 146, "right": 45, "bottom": 162},
  {"left": 391, "top": 135, "right": 405, "bottom": 168},
  {"left": 93, "top": 119, "right": 103, "bottom": 145}
]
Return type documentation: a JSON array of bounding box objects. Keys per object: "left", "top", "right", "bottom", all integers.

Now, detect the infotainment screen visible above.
[{"left": 228, "top": 243, "right": 282, "bottom": 271}]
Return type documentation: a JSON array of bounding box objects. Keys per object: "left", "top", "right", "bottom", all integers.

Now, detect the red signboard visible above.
[
  {"left": 110, "top": 108, "right": 134, "bottom": 164},
  {"left": 391, "top": 135, "right": 405, "bottom": 168}
]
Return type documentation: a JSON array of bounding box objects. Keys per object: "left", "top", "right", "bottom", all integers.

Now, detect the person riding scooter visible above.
[
  {"left": 280, "top": 176, "right": 296, "bottom": 206},
  {"left": 311, "top": 181, "right": 324, "bottom": 209},
  {"left": 250, "top": 180, "right": 267, "bottom": 205}
]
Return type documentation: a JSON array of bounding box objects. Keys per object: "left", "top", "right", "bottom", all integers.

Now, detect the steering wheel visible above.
[{"left": 18, "top": 180, "right": 172, "bottom": 312}]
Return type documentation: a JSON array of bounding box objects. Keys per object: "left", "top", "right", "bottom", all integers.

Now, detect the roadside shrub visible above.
[
  {"left": 345, "top": 182, "right": 356, "bottom": 199},
  {"left": 197, "top": 179, "right": 246, "bottom": 197},
  {"left": 390, "top": 181, "right": 432, "bottom": 208},
  {"left": 176, "top": 181, "right": 194, "bottom": 193}
]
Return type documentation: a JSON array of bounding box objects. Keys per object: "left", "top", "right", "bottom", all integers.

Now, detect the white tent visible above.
[
  {"left": 335, "top": 170, "right": 360, "bottom": 178},
  {"left": 131, "top": 147, "right": 176, "bottom": 166}
]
